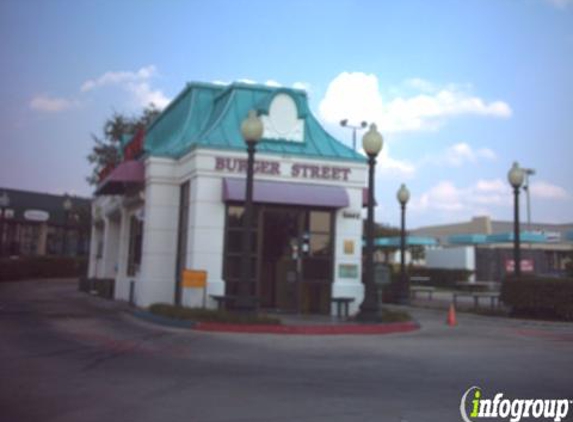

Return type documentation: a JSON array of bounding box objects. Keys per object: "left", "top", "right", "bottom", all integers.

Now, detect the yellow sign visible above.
[
  {"left": 344, "top": 240, "right": 354, "bottom": 255},
  {"left": 182, "top": 270, "right": 207, "bottom": 288}
]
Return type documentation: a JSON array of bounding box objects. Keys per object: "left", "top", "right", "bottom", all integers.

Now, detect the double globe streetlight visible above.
[
  {"left": 238, "top": 110, "right": 264, "bottom": 312},
  {"left": 508, "top": 162, "right": 525, "bottom": 277},
  {"left": 397, "top": 183, "right": 410, "bottom": 303},
  {"left": 340, "top": 119, "right": 368, "bottom": 151},
  {"left": 358, "top": 124, "right": 384, "bottom": 321},
  {"left": 62, "top": 195, "right": 73, "bottom": 256},
  {"left": 0, "top": 191, "right": 10, "bottom": 257}
]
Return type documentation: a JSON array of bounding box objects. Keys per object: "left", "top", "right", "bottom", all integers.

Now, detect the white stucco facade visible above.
[{"left": 90, "top": 148, "right": 367, "bottom": 315}]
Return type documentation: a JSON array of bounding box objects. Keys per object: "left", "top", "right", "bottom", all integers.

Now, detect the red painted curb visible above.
[{"left": 193, "top": 321, "right": 419, "bottom": 335}]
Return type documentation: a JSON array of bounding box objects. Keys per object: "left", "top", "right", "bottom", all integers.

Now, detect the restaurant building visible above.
[
  {"left": 0, "top": 188, "right": 90, "bottom": 258},
  {"left": 89, "top": 82, "right": 368, "bottom": 314},
  {"left": 411, "top": 216, "right": 573, "bottom": 280}
]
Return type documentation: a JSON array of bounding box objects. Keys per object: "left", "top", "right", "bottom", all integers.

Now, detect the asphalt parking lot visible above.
[{"left": 1, "top": 279, "right": 572, "bottom": 422}]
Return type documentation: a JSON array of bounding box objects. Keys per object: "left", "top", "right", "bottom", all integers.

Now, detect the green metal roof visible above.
[{"left": 144, "top": 82, "right": 366, "bottom": 163}]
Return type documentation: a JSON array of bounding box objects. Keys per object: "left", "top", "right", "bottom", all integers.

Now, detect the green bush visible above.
[
  {"left": 148, "top": 303, "right": 282, "bottom": 325},
  {"left": 501, "top": 276, "right": 573, "bottom": 321},
  {"left": 0, "top": 256, "right": 88, "bottom": 281}
]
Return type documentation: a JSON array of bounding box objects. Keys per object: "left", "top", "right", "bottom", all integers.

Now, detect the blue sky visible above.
[{"left": 1, "top": 0, "right": 572, "bottom": 228}]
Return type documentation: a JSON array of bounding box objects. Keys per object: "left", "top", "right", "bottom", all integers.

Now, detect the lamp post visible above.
[
  {"left": 508, "top": 162, "right": 524, "bottom": 277},
  {"left": 358, "top": 124, "right": 383, "bottom": 321},
  {"left": 62, "top": 196, "right": 73, "bottom": 257},
  {"left": 340, "top": 119, "right": 368, "bottom": 151},
  {"left": 0, "top": 191, "right": 10, "bottom": 257},
  {"left": 522, "top": 168, "right": 536, "bottom": 233},
  {"left": 238, "top": 110, "right": 263, "bottom": 312},
  {"left": 397, "top": 183, "right": 410, "bottom": 304}
]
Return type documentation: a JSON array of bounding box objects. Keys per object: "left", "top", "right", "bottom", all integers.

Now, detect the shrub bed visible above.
[
  {"left": 148, "top": 303, "right": 282, "bottom": 325},
  {"left": 0, "top": 256, "right": 88, "bottom": 281},
  {"left": 501, "top": 276, "right": 573, "bottom": 321}
]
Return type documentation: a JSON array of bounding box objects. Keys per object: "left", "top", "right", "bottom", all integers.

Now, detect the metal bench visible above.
[
  {"left": 453, "top": 291, "right": 500, "bottom": 309},
  {"left": 331, "top": 297, "right": 355, "bottom": 318},
  {"left": 410, "top": 286, "right": 436, "bottom": 300}
]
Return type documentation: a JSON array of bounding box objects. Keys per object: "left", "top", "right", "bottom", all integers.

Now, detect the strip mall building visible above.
[{"left": 89, "top": 82, "right": 368, "bottom": 314}]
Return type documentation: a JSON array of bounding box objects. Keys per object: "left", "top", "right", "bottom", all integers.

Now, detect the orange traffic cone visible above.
[{"left": 447, "top": 303, "right": 457, "bottom": 326}]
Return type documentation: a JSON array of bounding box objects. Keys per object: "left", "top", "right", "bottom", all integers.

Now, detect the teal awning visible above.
[
  {"left": 448, "top": 234, "right": 488, "bottom": 245},
  {"left": 486, "top": 232, "right": 547, "bottom": 243},
  {"left": 372, "top": 236, "right": 437, "bottom": 248}
]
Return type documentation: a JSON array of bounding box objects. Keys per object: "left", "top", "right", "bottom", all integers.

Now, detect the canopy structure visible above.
[
  {"left": 95, "top": 160, "right": 144, "bottom": 196},
  {"left": 448, "top": 234, "right": 489, "bottom": 245},
  {"left": 447, "top": 232, "right": 549, "bottom": 245},
  {"left": 222, "top": 178, "right": 349, "bottom": 208},
  {"left": 373, "top": 236, "right": 438, "bottom": 248},
  {"left": 485, "top": 232, "right": 547, "bottom": 244}
]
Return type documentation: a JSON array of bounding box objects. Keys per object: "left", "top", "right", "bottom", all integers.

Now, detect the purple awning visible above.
[
  {"left": 223, "top": 178, "right": 349, "bottom": 208},
  {"left": 95, "top": 160, "right": 145, "bottom": 195}
]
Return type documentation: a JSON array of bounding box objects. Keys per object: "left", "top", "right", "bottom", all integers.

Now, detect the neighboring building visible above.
[
  {"left": 412, "top": 216, "right": 573, "bottom": 280},
  {"left": 0, "top": 188, "right": 91, "bottom": 257},
  {"left": 89, "top": 82, "right": 368, "bottom": 314}
]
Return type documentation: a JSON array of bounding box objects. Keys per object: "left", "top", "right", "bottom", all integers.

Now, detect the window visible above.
[
  {"left": 223, "top": 205, "right": 259, "bottom": 296},
  {"left": 127, "top": 215, "right": 143, "bottom": 276},
  {"left": 303, "top": 211, "right": 333, "bottom": 282}
]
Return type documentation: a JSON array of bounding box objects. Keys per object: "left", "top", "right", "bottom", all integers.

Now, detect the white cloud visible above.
[
  {"left": 376, "top": 146, "right": 417, "bottom": 179},
  {"left": 237, "top": 78, "right": 257, "bottom": 84},
  {"left": 292, "top": 81, "right": 312, "bottom": 93},
  {"left": 405, "top": 78, "right": 436, "bottom": 93},
  {"left": 81, "top": 65, "right": 170, "bottom": 109},
  {"left": 264, "top": 79, "right": 282, "bottom": 87},
  {"left": 319, "top": 72, "right": 512, "bottom": 133},
  {"left": 529, "top": 181, "right": 569, "bottom": 200},
  {"left": 29, "top": 95, "right": 78, "bottom": 112},
  {"left": 421, "top": 142, "right": 497, "bottom": 167},
  {"left": 412, "top": 178, "right": 511, "bottom": 214},
  {"left": 545, "top": 0, "right": 572, "bottom": 8},
  {"left": 81, "top": 65, "right": 157, "bottom": 92}
]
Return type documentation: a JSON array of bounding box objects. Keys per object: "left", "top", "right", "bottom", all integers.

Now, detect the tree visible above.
[
  {"left": 363, "top": 221, "right": 402, "bottom": 263},
  {"left": 86, "top": 104, "right": 160, "bottom": 185}
]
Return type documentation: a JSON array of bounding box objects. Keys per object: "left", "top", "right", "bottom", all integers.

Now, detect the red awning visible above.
[
  {"left": 95, "top": 160, "right": 145, "bottom": 195},
  {"left": 223, "top": 178, "right": 349, "bottom": 208}
]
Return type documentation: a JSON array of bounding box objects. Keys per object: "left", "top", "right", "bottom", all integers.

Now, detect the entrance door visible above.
[{"left": 259, "top": 208, "right": 302, "bottom": 311}]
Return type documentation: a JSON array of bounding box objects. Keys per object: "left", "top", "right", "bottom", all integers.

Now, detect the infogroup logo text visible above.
[{"left": 460, "top": 386, "right": 571, "bottom": 422}]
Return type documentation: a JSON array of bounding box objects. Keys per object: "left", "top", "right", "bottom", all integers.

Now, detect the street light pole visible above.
[
  {"left": 358, "top": 124, "right": 383, "bottom": 321},
  {"left": 508, "top": 162, "right": 524, "bottom": 277},
  {"left": 62, "top": 196, "right": 73, "bottom": 257},
  {"left": 340, "top": 119, "right": 367, "bottom": 151},
  {"left": 397, "top": 184, "right": 410, "bottom": 304},
  {"left": 522, "top": 168, "right": 535, "bottom": 233},
  {"left": 238, "top": 110, "right": 263, "bottom": 312},
  {"left": 0, "top": 191, "right": 10, "bottom": 257}
]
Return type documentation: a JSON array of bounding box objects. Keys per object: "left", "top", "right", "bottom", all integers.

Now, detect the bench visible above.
[
  {"left": 410, "top": 286, "right": 436, "bottom": 300},
  {"left": 209, "top": 295, "right": 260, "bottom": 311},
  {"left": 453, "top": 291, "right": 500, "bottom": 309},
  {"left": 331, "top": 297, "right": 355, "bottom": 318},
  {"left": 456, "top": 281, "right": 500, "bottom": 292},
  {"left": 410, "top": 276, "right": 431, "bottom": 284}
]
